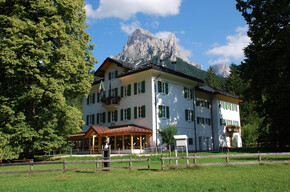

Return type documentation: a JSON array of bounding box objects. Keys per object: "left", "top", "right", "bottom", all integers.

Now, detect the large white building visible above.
[{"left": 70, "top": 58, "right": 242, "bottom": 153}]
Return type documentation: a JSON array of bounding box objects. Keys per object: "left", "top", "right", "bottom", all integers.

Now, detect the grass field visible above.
[{"left": 0, "top": 148, "right": 289, "bottom": 192}]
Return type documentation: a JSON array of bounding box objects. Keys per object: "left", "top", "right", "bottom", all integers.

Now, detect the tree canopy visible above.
[
  {"left": 0, "top": 0, "right": 97, "bottom": 159},
  {"left": 205, "top": 66, "right": 221, "bottom": 89},
  {"left": 158, "top": 124, "right": 177, "bottom": 148},
  {"left": 236, "top": 0, "right": 290, "bottom": 147}
]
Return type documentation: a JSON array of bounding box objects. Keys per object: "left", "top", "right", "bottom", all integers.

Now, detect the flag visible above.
[{"left": 98, "top": 81, "right": 105, "bottom": 94}]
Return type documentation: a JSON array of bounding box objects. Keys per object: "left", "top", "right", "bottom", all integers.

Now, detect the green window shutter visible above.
[
  {"left": 191, "top": 110, "right": 194, "bottom": 121},
  {"left": 197, "top": 117, "right": 200, "bottom": 124},
  {"left": 87, "top": 96, "right": 89, "bottom": 105},
  {"left": 86, "top": 115, "right": 89, "bottom": 125},
  {"left": 128, "top": 108, "right": 131, "bottom": 120},
  {"left": 190, "top": 89, "right": 193, "bottom": 99},
  {"left": 115, "top": 88, "right": 118, "bottom": 97},
  {"left": 184, "top": 87, "right": 187, "bottom": 98},
  {"left": 121, "top": 86, "right": 124, "bottom": 97},
  {"left": 97, "top": 93, "right": 99, "bottom": 103},
  {"left": 109, "top": 89, "right": 111, "bottom": 97},
  {"left": 97, "top": 113, "right": 99, "bottom": 124},
  {"left": 115, "top": 70, "right": 118, "bottom": 77},
  {"left": 134, "top": 83, "right": 137, "bottom": 95},
  {"left": 109, "top": 72, "right": 111, "bottom": 80},
  {"left": 142, "top": 81, "right": 145, "bottom": 93},
  {"left": 185, "top": 109, "right": 188, "bottom": 121},
  {"left": 165, "top": 83, "right": 168, "bottom": 94},
  {"left": 134, "top": 107, "right": 137, "bottom": 119},
  {"left": 128, "top": 84, "right": 131, "bottom": 96},
  {"left": 121, "top": 109, "right": 123, "bottom": 121},
  {"left": 108, "top": 112, "right": 111, "bottom": 123},
  {"left": 202, "top": 118, "right": 204, "bottom": 124},
  {"left": 92, "top": 114, "right": 95, "bottom": 124},
  {"left": 92, "top": 93, "right": 95, "bottom": 104},
  {"left": 103, "top": 112, "right": 106, "bottom": 123},
  {"left": 158, "top": 81, "right": 161, "bottom": 93},
  {"left": 158, "top": 105, "right": 162, "bottom": 117},
  {"left": 114, "top": 110, "right": 118, "bottom": 121},
  {"left": 166, "top": 106, "right": 169, "bottom": 119},
  {"left": 142, "top": 105, "right": 146, "bottom": 118}
]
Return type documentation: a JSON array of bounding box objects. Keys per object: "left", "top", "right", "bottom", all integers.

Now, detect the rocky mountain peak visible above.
[
  {"left": 114, "top": 28, "right": 202, "bottom": 69},
  {"left": 212, "top": 63, "right": 231, "bottom": 77}
]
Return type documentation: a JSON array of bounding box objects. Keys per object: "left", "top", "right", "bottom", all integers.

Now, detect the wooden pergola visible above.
[{"left": 68, "top": 125, "right": 152, "bottom": 154}]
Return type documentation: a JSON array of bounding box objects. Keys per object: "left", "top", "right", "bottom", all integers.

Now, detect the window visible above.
[
  {"left": 125, "top": 84, "right": 131, "bottom": 97},
  {"left": 205, "top": 118, "right": 211, "bottom": 126},
  {"left": 220, "top": 118, "right": 226, "bottom": 126},
  {"left": 97, "top": 112, "right": 106, "bottom": 124},
  {"left": 205, "top": 137, "right": 210, "bottom": 150},
  {"left": 86, "top": 93, "right": 95, "bottom": 105},
  {"left": 158, "top": 81, "right": 168, "bottom": 94},
  {"left": 188, "top": 138, "right": 193, "bottom": 145},
  {"left": 108, "top": 70, "right": 118, "bottom": 80},
  {"left": 134, "top": 81, "right": 145, "bottom": 95},
  {"left": 86, "top": 114, "right": 95, "bottom": 125},
  {"left": 108, "top": 110, "right": 118, "bottom": 123},
  {"left": 198, "top": 136, "right": 203, "bottom": 151},
  {"left": 185, "top": 109, "right": 194, "bottom": 122},
  {"left": 184, "top": 87, "right": 193, "bottom": 99},
  {"left": 158, "top": 105, "right": 169, "bottom": 119},
  {"left": 121, "top": 108, "right": 131, "bottom": 121},
  {"left": 134, "top": 105, "right": 146, "bottom": 119}
]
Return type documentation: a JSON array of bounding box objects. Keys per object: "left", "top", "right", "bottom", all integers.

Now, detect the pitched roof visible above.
[
  {"left": 117, "top": 63, "right": 204, "bottom": 83},
  {"left": 196, "top": 85, "right": 242, "bottom": 100}
]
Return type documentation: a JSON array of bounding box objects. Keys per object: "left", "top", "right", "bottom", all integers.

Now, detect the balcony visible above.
[
  {"left": 101, "top": 96, "right": 121, "bottom": 110},
  {"left": 226, "top": 125, "right": 240, "bottom": 133}
]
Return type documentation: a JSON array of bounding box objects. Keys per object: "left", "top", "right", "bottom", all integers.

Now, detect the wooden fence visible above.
[
  {"left": 161, "top": 152, "right": 290, "bottom": 170},
  {"left": 0, "top": 157, "right": 150, "bottom": 175}
]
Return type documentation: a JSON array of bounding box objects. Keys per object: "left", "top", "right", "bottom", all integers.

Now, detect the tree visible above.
[
  {"left": 236, "top": 0, "right": 290, "bottom": 147},
  {"left": 158, "top": 124, "right": 177, "bottom": 148},
  {"left": 205, "top": 66, "right": 220, "bottom": 89},
  {"left": 226, "top": 64, "right": 244, "bottom": 96},
  {"left": 0, "top": 0, "right": 97, "bottom": 159}
]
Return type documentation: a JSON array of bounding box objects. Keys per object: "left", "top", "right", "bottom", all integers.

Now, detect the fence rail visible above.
[
  {"left": 0, "top": 157, "right": 150, "bottom": 175},
  {"left": 161, "top": 152, "right": 290, "bottom": 170}
]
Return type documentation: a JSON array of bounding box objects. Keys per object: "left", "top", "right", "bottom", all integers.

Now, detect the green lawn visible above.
[
  {"left": 0, "top": 164, "right": 289, "bottom": 192},
  {"left": 1, "top": 148, "right": 289, "bottom": 192}
]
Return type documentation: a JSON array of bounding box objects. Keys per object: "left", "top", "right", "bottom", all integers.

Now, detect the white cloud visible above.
[
  {"left": 85, "top": 0, "right": 182, "bottom": 20},
  {"left": 120, "top": 21, "right": 141, "bottom": 35},
  {"left": 206, "top": 25, "right": 250, "bottom": 62}
]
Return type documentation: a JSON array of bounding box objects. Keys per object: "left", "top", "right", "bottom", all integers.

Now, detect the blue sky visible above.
[{"left": 84, "top": 0, "right": 250, "bottom": 71}]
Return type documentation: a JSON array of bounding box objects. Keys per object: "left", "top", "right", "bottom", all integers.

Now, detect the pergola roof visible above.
[{"left": 69, "top": 125, "right": 152, "bottom": 139}]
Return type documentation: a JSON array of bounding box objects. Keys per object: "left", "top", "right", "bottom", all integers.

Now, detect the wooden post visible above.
[
  {"left": 70, "top": 149, "right": 72, "bottom": 157},
  {"left": 161, "top": 155, "right": 164, "bottom": 171},
  {"left": 89, "top": 137, "right": 91, "bottom": 154},
  {"left": 92, "top": 136, "right": 95, "bottom": 154},
  {"left": 161, "top": 145, "right": 163, "bottom": 154},
  {"left": 148, "top": 158, "right": 151, "bottom": 170},
  {"left": 139, "top": 135, "right": 142, "bottom": 151},
  {"left": 130, "top": 135, "right": 133, "bottom": 153},
  {"left": 129, "top": 157, "right": 132, "bottom": 171},
  {"left": 175, "top": 149, "right": 178, "bottom": 165},
  {"left": 182, "top": 147, "right": 184, "bottom": 153},
  {"left": 226, "top": 153, "right": 229, "bottom": 163},
  {"left": 29, "top": 160, "right": 33, "bottom": 175},
  {"left": 76, "top": 140, "right": 79, "bottom": 152},
  {"left": 122, "top": 135, "right": 125, "bottom": 150},
  {"left": 98, "top": 137, "right": 102, "bottom": 152},
  {"left": 258, "top": 151, "right": 262, "bottom": 162},
  {"left": 96, "top": 157, "right": 99, "bottom": 171},
  {"left": 227, "top": 147, "right": 229, "bottom": 153},
  {"left": 63, "top": 159, "right": 66, "bottom": 173},
  {"left": 194, "top": 153, "right": 197, "bottom": 165},
  {"left": 114, "top": 136, "right": 117, "bottom": 151},
  {"left": 169, "top": 145, "right": 172, "bottom": 166},
  {"left": 82, "top": 138, "right": 84, "bottom": 152}
]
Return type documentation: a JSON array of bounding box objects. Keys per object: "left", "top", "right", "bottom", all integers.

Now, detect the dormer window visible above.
[{"left": 108, "top": 70, "right": 118, "bottom": 80}]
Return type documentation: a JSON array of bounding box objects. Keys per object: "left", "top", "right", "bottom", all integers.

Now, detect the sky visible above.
[{"left": 84, "top": 0, "right": 250, "bottom": 71}]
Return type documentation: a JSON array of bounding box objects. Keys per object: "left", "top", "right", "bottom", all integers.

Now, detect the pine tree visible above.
[
  {"left": 237, "top": 0, "right": 290, "bottom": 147},
  {"left": 205, "top": 66, "right": 220, "bottom": 89},
  {"left": 0, "top": 0, "right": 97, "bottom": 159}
]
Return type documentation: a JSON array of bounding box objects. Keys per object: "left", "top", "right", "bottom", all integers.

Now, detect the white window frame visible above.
[
  {"left": 160, "top": 81, "right": 166, "bottom": 94},
  {"left": 137, "top": 82, "right": 143, "bottom": 94},
  {"left": 161, "top": 105, "right": 166, "bottom": 118},
  {"left": 99, "top": 113, "right": 104, "bottom": 124},
  {"left": 88, "top": 114, "right": 94, "bottom": 125},
  {"left": 124, "top": 85, "right": 129, "bottom": 97},
  {"left": 187, "top": 110, "right": 193, "bottom": 122},
  {"left": 124, "top": 108, "right": 129, "bottom": 121},
  {"left": 137, "top": 106, "right": 142, "bottom": 119},
  {"left": 185, "top": 87, "right": 190, "bottom": 99},
  {"left": 111, "top": 111, "right": 116, "bottom": 123}
]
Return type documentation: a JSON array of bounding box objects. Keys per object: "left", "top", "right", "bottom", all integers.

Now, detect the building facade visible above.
[{"left": 70, "top": 58, "right": 242, "bottom": 153}]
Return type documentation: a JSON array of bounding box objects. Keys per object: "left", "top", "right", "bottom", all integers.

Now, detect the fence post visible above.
[
  {"left": 96, "top": 157, "right": 99, "bottom": 171},
  {"left": 29, "top": 160, "right": 33, "bottom": 175},
  {"left": 175, "top": 149, "right": 178, "bottom": 165},
  {"left": 129, "top": 157, "right": 132, "bottom": 171},
  {"left": 148, "top": 158, "right": 151, "bottom": 171},
  {"left": 258, "top": 151, "right": 262, "bottom": 162},
  {"left": 161, "top": 155, "right": 164, "bottom": 171},
  {"left": 226, "top": 153, "right": 229, "bottom": 163},
  {"left": 70, "top": 149, "right": 72, "bottom": 157},
  {"left": 169, "top": 145, "right": 172, "bottom": 166},
  {"left": 194, "top": 153, "right": 197, "bottom": 166},
  {"left": 63, "top": 159, "right": 66, "bottom": 173}
]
